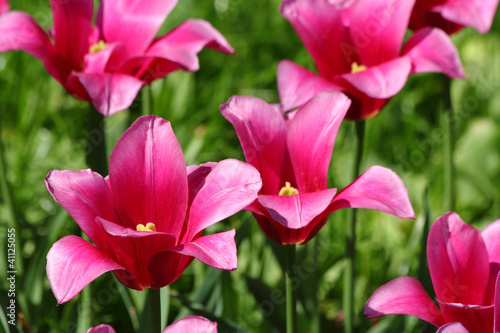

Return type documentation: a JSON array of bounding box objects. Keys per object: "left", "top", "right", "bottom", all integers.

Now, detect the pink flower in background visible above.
[
  {"left": 365, "top": 212, "right": 500, "bottom": 332},
  {"left": 88, "top": 316, "right": 217, "bottom": 333},
  {"left": 45, "top": 115, "right": 261, "bottom": 304},
  {"left": 278, "top": 0, "right": 464, "bottom": 120},
  {"left": 410, "top": 0, "right": 499, "bottom": 34},
  {"left": 220, "top": 91, "right": 414, "bottom": 245},
  {"left": 0, "top": 0, "right": 233, "bottom": 116},
  {"left": 0, "top": 0, "right": 8, "bottom": 14}
]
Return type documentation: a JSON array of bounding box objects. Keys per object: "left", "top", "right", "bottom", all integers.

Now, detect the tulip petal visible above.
[
  {"left": 47, "top": 235, "right": 124, "bottom": 304},
  {"left": 163, "top": 316, "right": 217, "bottom": 333},
  {"left": 428, "top": 212, "right": 490, "bottom": 305},
  {"left": 277, "top": 60, "right": 342, "bottom": 112},
  {"left": 438, "top": 301, "right": 494, "bottom": 333},
  {"left": 50, "top": 0, "right": 92, "bottom": 73},
  {"left": 185, "top": 159, "right": 261, "bottom": 240},
  {"left": 0, "top": 12, "right": 59, "bottom": 80},
  {"left": 100, "top": 0, "right": 177, "bottom": 57},
  {"left": 329, "top": 166, "right": 415, "bottom": 219},
  {"left": 45, "top": 169, "right": 118, "bottom": 248},
  {"left": 109, "top": 116, "right": 188, "bottom": 236},
  {"left": 402, "top": 28, "right": 464, "bottom": 79},
  {"left": 482, "top": 220, "right": 500, "bottom": 303},
  {"left": 220, "top": 96, "right": 287, "bottom": 195},
  {"left": 287, "top": 91, "right": 350, "bottom": 193},
  {"left": 436, "top": 0, "right": 499, "bottom": 34},
  {"left": 87, "top": 325, "right": 116, "bottom": 333},
  {"left": 258, "top": 189, "right": 338, "bottom": 229},
  {"left": 172, "top": 230, "right": 237, "bottom": 270},
  {"left": 495, "top": 273, "right": 500, "bottom": 333},
  {"left": 0, "top": 0, "right": 9, "bottom": 14},
  {"left": 436, "top": 323, "right": 469, "bottom": 333},
  {"left": 364, "top": 276, "right": 445, "bottom": 327},
  {"left": 76, "top": 72, "right": 144, "bottom": 116}
]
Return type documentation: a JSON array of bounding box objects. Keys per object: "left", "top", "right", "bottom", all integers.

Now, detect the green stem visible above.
[
  {"left": 142, "top": 85, "right": 154, "bottom": 116},
  {"left": 344, "top": 120, "right": 365, "bottom": 333},
  {"left": 150, "top": 288, "right": 162, "bottom": 333},
  {"left": 285, "top": 244, "right": 297, "bottom": 333},
  {"left": 442, "top": 76, "right": 455, "bottom": 212},
  {"left": 86, "top": 106, "right": 108, "bottom": 176}
]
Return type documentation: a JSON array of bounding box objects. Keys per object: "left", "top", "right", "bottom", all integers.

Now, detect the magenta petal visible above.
[
  {"left": 0, "top": 12, "right": 59, "bottom": 80},
  {"left": 185, "top": 159, "right": 261, "bottom": 239},
  {"left": 339, "top": 57, "right": 412, "bottom": 99},
  {"left": 277, "top": 60, "right": 342, "bottom": 112},
  {"left": 428, "top": 212, "right": 490, "bottom": 305},
  {"left": 482, "top": 220, "right": 500, "bottom": 303},
  {"left": 495, "top": 273, "right": 500, "bottom": 333},
  {"left": 163, "top": 316, "right": 217, "bottom": 333},
  {"left": 87, "top": 325, "right": 116, "bottom": 333},
  {"left": 47, "top": 236, "right": 124, "bottom": 304},
  {"left": 258, "top": 189, "right": 337, "bottom": 229},
  {"left": 220, "top": 96, "right": 287, "bottom": 195},
  {"left": 101, "top": 0, "right": 177, "bottom": 57},
  {"left": 0, "top": 0, "right": 9, "bottom": 14},
  {"left": 436, "top": 323, "right": 469, "bottom": 333},
  {"left": 287, "top": 91, "right": 350, "bottom": 193},
  {"left": 172, "top": 230, "right": 237, "bottom": 270},
  {"left": 83, "top": 42, "right": 128, "bottom": 74},
  {"left": 437, "top": 0, "right": 499, "bottom": 34},
  {"left": 364, "top": 276, "right": 445, "bottom": 327},
  {"left": 439, "top": 301, "right": 494, "bottom": 333},
  {"left": 76, "top": 73, "right": 144, "bottom": 116},
  {"left": 402, "top": 28, "right": 464, "bottom": 79},
  {"left": 109, "top": 116, "right": 188, "bottom": 236},
  {"left": 329, "top": 166, "right": 414, "bottom": 219}
]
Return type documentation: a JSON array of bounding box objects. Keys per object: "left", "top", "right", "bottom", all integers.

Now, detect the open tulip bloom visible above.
[
  {"left": 365, "top": 212, "right": 500, "bottom": 332},
  {"left": 410, "top": 0, "right": 499, "bottom": 35},
  {"left": 45, "top": 115, "right": 262, "bottom": 304},
  {"left": 88, "top": 316, "right": 217, "bottom": 333},
  {"left": 277, "top": 0, "right": 464, "bottom": 120},
  {"left": 0, "top": 0, "right": 233, "bottom": 116},
  {"left": 220, "top": 91, "right": 415, "bottom": 245}
]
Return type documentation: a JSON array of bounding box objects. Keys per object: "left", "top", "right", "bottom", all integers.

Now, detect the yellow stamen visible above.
[
  {"left": 136, "top": 222, "right": 156, "bottom": 232},
  {"left": 279, "top": 182, "right": 299, "bottom": 196},
  {"left": 351, "top": 62, "right": 367, "bottom": 74},
  {"left": 89, "top": 40, "right": 107, "bottom": 53}
]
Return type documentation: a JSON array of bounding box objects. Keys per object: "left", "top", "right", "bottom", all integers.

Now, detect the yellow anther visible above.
[
  {"left": 279, "top": 182, "right": 299, "bottom": 196},
  {"left": 136, "top": 222, "right": 156, "bottom": 232},
  {"left": 89, "top": 40, "right": 107, "bottom": 53},
  {"left": 351, "top": 62, "right": 367, "bottom": 74}
]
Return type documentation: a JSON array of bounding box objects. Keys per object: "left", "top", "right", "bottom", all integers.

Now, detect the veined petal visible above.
[
  {"left": 328, "top": 166, "right": 414, "bottom": 219},
  {"left": 163, "top": 316, "right": 217, "bottom": 333},
  {"left": 0, "top": 0, "right": 9, "bottom": 14},
  {"left": 47, "top": 236, "right": 124, "bottom": 304},
  {"left": 101, "top": 0, "right": 178, "bottom": 57},
  {"left": 481, "top": 220, "right": 500, "bottom": 304},
  {"left": 171, "top": 230, "right": 237, "bottom": 271},
  {"left": 428, "top": 212, "right": 490, "bottom": 305},
  {"left": 87, "top": 324, "right": 116, "bottom": 333},
  {"left": 364, "top": 276, "right": 445, "bottom": 327},
  {"left": 109, "top": 116, "right": 188, "bottom": 236},
  {"left": 220, "top": 96, "right": 287, "bottom": 195},
  {"left": 402, "top": 28, "right": 464, "bottom": 79},
  {"left": 277, "top": 60, "right": 342, "bottom": 112},
  {"left": 185, "top": 159, "right": 261, "bottom": 240},
  {"left": 436, "top": 323, "right": 469, "bottom": 333},
  {"left": 287, "top": 91, "right": 350, "bottom": 193},
  {"left": 438, "top": 301, "right": 494, "bottom": 333},
  {"left": 436, "top": 0, "right": 499, "bottom": 34},
  {"left": 0, "top": 12, "right": 59, "bottom": 81},
  {"left": 50, "top": 0, "right": 92, "bottom": 73}
]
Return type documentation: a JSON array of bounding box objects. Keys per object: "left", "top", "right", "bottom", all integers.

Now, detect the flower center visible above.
[
  {"left": 136, "top": 222, "right": 156, "bottom": 232},
  {"left": 279, "top": 182, "right": 299, "bottom": 196},
  {"left": 351, "top": 62, "right": 367, "bottom": 74},
  {"left": 89, "top": 40, "right": 108, "bottom": 53}
]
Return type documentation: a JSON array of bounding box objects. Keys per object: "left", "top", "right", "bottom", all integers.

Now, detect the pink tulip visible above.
[
  {"left": 220, "top": 91, "right": 414, "bottom": 245},
  {"left": 278, "top": 0, "right": 464, "bottom": 120},
  {"left": 46, "top": 115, "right": 261, "bottom": 304},
  {"left": 0, "top": 0, "right": 233, "bottom": 116},
  {"left": 365, "top": 212, "right": 500, "bottom": 332},
  {"left": 410, "top": 0, "right": 499, "bottom": 34},
  {"left": 87, "top": 316, "right": 217, "bottom": 333},
  {"left": 0, "top": 0, "right": 8, "bottom": 15}
]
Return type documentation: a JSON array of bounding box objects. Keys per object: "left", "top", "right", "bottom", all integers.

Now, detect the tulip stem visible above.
[
  {"left": 285, "top": 244, "right": 297, "bottom": 333},
  {"left": 143, "top": 85, "right": 154, "bottom": 116},
  {"left": 442, "top": 76, "right": 455, "bottom": 212},
  {"left": 150, "top": 288, "right": 162, "bottom": 333},
  {"left": 344, "top": 120, "right": 365, "bottom": 333},
  {"left": 86, "top": 106, "right": 108, "bottom": 176}
]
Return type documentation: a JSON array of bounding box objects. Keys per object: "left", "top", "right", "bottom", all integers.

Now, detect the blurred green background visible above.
[{"left": 1, "top": 0, "right": 500, "bottom": 332}]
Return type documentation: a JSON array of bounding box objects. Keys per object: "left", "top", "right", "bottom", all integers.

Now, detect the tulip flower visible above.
[
  {"left": 220, "top": 91, "right": 414, "bottom": 245},
  {"left": 0, "top": 0, "right": 8, "bottom": 14},
  {"left": 0, "top": 0, "right": 233, "bottom": 116},
  {"left": 88, "top": 316, "right": 217, "bottom": 333},
  {"left": 365, "top": 212, "right": 500, "bottom": 332},
  {"left": 278, "top": 0, "right": 464, "bottom": 120},
  {"left": 45, "top": 115, "right": 262, "bottom": 304},
  {"left": 410, "top": 0, "right": 499, "bottom": 34}
]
